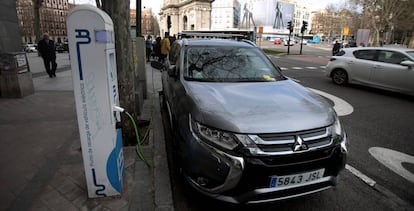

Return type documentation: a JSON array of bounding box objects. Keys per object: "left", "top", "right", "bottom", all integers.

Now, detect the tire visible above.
[{"left": 331, "top": 69, "right": 348, "bottom": 85}]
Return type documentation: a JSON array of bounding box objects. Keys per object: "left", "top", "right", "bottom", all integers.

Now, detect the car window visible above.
[
  {"left": 353, "top": 50, "right": 377, "bottom": 61},
  {"left": 183, "top": 46, "right": 282, "bottom": 82},
  {"left": 405, "top": 51, "right": 414, "bottom": 60},
  {"left": 377, "top": 50, "right": 410, "bottom": 64}
]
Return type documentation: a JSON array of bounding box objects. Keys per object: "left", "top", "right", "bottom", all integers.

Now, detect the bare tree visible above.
[
  {"left": 96, "top": 0, "right": 138, "bottom": 143},
  {"left": 351, "top": 0, "right": 413, "bottom": 46}
]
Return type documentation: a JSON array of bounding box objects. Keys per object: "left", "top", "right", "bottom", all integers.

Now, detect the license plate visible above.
[{"left": 269, "top": 169, "right": 325, "bottom": 188}]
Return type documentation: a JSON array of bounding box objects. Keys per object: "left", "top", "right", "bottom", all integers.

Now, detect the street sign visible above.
[
  {"left": 343, "top": 27, "right": 350, "bottom": 36},
  {"left": 258, "top": 26, "right": 263, "bottom": 34}
]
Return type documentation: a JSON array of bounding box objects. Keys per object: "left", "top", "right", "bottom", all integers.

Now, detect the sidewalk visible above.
[{"left": 0, "top": 53, "right": 174, "bottom": 211}]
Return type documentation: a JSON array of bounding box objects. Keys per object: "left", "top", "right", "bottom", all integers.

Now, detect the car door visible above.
[
  {"left": 165, "top": 43, "right": 185, "bottom": 122},
  {"left": 349, "top": 49, "right": 379, "bottom": 84},
  {"left": 371, "top": 50, "right": 414, "bottom": 93},
  {"left": 163, "top": 42, "right": 179, "bottom": 117}
]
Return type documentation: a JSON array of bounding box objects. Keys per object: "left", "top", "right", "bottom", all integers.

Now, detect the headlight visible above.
[
  {"left": 330, "top": 115, "right": 348, "bottom": 153},
  {"left": 332, "top": 116, "right": 343, "bottom": 137},
  {"left": 189, "top": 115, "right": 240, "bottom": 151}
]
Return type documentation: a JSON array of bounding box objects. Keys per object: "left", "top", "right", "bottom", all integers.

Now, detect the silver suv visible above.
[{"left": 151, "top": 38, "right": 348, "bottom": 204}]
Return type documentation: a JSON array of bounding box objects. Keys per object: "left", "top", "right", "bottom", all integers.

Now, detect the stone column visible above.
[{"left": 0, "top": 0, "right": 34, "bottom": 98}]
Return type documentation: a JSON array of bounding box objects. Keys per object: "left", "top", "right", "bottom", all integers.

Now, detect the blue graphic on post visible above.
[
  {"left": 75, "top": 29, "right": 91, "bottom": 81},
  {"left": 106, "top": 129, "right": 124, "bottom": 192}
]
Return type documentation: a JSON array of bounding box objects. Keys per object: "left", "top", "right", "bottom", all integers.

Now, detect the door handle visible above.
[{"left": 374, "top": 65, "right": 383, "bottom": 69}]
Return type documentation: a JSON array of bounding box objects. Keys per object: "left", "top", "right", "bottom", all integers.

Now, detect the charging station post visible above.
[{"left": 67, "top": 5, "right": 124, "bottom": 198}]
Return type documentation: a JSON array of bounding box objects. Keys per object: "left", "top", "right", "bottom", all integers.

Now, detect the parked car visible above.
[
  {"left": 55, "top": 43, "right": 64, "bottom": 53},
  {"left": 273, "top": 38, "right": 282, "bottom": 45},
  {"left": 326, "top": 47, "right": 414, "bottom": 96},
  {"left": 283, "top": 39, "right": 294, "bottom": 46},
  {"left": 24, "top": 44, "right": 37, "bottom": 53},
  {"left": 300, "top": 39, "right": 308, "bottom": 45},
  {"left": 151, "top": 38, "right": 348, "bottom": 204}
]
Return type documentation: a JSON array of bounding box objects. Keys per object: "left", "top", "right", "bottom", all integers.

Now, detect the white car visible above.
[
  {"left": 283, "top": 39, "right": 294, "bottom": 46},
  {"left": 326, "top": 47, "right": 414, "bottom": 96},
  {"left": 24, "top": 44, "right": 37, "bottom": 53}
]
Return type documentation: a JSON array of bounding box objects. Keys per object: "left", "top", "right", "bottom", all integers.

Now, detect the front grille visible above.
[
  {"left": 253, "top": 127, "right": 332, "bottom": 155},
  {"left": 224, "top": 147, "right": 345, "bottom": 196}
]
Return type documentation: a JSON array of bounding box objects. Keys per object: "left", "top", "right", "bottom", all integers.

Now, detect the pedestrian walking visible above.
[
  {"left": 161, "top": 32, "right": 171, "bottom": 63},
  {"left": 332, "top": 40, "right": 341, "bottom": 56},
  {"left": 153, "top": 37, "right": 161, "bottom": 62},
  {"left": 37, "top": 32, "right": 57, "bottom": 78},
  {"left": 146, "top": 35, "right": 153, "bottom": 62}
]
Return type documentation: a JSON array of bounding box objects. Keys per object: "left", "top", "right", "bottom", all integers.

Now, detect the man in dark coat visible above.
[
  {"left": 332, "top": 41, "right": 341, "bottom": 56},
  {"left": 37, "top": 32, "right": 57, "bottom": 77}
]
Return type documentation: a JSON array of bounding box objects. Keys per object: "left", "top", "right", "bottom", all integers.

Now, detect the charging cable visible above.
[{"left": 113, "top": 105, "right": 150, "bottom": 168}]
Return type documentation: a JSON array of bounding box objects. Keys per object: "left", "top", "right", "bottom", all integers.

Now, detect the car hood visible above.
[{"left": 186, "top": 80, "right": 334, "bottom": 134}]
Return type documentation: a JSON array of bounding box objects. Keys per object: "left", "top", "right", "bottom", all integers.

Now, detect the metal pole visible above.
[
  {"left": 287, "top": 31, "right": 291, "bottom": 55},
  {"left": 300, "top": 33, "right": 303, "bottom": 54}
]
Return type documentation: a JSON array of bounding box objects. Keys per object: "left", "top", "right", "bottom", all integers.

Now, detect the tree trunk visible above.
[
  {"left": 33, "top": 0, "right": 41, "bottom": 43},
  {"left": 101, "top": 0, "right": 138, "bottom": 144},
  {"left": 409, "top": 34, "right": 414, "bottom": 48}
]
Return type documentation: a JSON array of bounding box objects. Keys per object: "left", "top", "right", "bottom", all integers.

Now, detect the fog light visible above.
[{"left": 197, "top": 177, "right": 209, "bottom": 187}]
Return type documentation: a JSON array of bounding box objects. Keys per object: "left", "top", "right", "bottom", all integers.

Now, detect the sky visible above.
[{"left": 69, "top": 0, "right": 344, "bottom": 16}]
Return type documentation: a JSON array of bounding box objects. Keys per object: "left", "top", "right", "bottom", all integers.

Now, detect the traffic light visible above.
[
  {"left": 167, "top": 15, "right": 171, "bottom": 29},
  {"left": 287, "top": 21, "right": 293, "bottom": 33},
  {"left": 301, "top": 21, "right": 308, "bottom": 34}
]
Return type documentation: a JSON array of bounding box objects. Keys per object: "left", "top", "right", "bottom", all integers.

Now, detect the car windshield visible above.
[{"left": 184, "top": 46, "right": 283, "bottom": 82}]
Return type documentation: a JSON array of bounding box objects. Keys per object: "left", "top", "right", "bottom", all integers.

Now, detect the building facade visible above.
[
  {"left": 130, "top": 8, "right": 160, "bottom": 38},
  {"left": 159, "top": 0, "right": 214, "bottom": 37},
  {"left": 292, "top": 2, "right": 311, "bottom": 36},
  {"left": 16, "top": 0, "right": 72, "bottom": 44},
  {"left": 211, "top": 0, "right": 241, "bottom": 30}
]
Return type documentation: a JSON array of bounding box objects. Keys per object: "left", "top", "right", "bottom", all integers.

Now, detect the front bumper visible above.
[{"left": 183, "top": 128, "right": 347, "bottom": 204}]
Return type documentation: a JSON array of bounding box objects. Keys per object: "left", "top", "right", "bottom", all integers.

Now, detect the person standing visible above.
[
  {"left": 332, "top": 40, "right": 341, "bottom": 56},
  {"left": 161, "top": 32, "right": 170, "bottom": 63},
  {"left": 145, "top": 35, "right": 153, "bottom": 62},
  {"left": 37, "top": 32, "right": 57, "bottom": 78},
  {"left": 154, "top": 37, "right": 162, "bottom": 62}
]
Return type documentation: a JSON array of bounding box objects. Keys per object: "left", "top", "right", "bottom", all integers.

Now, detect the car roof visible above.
[
  {"left": 344, "top": 47, "right": 412, "bottom": 53},
  {"left": 179, "top": 39, "right": 256, "bottom": 48}
]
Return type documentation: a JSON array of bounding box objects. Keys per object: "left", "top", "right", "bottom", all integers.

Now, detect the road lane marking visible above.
[
  {"left": 346, "top": 164, "right": 376, "bottom": 186},
  {"left": 280, "top": 67, "right": 288, "bottom": 71},
  {"left": 292, "top": 67, "right": 303, "bottom": 70},
  {"left": 306, "top": 67, "right": 317, "bottom": 69},
  {"left": 308, "top": 88, "right": 354, "bottom": 116},
  {"left": 369, "top": 147, "right": 414, "bottom": 183}
]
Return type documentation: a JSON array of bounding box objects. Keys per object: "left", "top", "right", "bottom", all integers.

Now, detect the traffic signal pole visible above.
[
  {"left": 300, "top": 34, "right": 303, "bottom": 54},
  {"left": 300, "top": 21, "right": 308, "bottom": 55},
  {"left": 287, "top": 21, "right": 293, "bottom": 55}
]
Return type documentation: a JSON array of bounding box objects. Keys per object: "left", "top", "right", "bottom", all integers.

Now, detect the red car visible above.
[{"left": 274, "top": 39, "right": 282, "bottom": 45}]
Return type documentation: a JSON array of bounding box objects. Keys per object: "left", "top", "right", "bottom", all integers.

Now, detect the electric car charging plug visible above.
[{"left": 113, "top": 105, "right": 125, "bottom": 113}]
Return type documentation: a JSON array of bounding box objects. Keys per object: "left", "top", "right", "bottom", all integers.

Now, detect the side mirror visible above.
[
  {"left": 168, "top": 65, "right": 177, "bottom": 77},
  {"left": 150, "top": 61, "right": 164, "bottom": 70},
  {"left": 400, "top": 61, "right": 414, "bottom": 69}
]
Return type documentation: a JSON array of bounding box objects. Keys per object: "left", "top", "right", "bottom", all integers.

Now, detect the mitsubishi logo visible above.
[{"left": 293, "top": 136, "right": 308, "bottom": 152}]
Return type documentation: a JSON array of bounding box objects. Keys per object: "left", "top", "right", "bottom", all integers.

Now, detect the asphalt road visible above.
[{"left": 161, "top": 42, "right": 414, "bottom": 210}]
